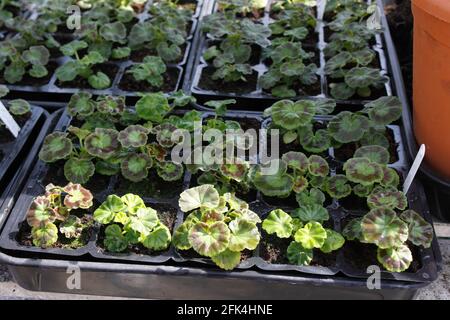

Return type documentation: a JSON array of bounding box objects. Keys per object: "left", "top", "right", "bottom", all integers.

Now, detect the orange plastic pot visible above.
[{"left": 412, "top": 0, "right": 450, "bottom": 179}]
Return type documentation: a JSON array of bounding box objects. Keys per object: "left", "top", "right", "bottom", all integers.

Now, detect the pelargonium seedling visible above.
[
  {"left": 93, "top": 193, "right": 171, "bottom": 253},
  {"left": 26, "top": 183, "right": 93, "bottom": 248},
  {"left": 126, "top": 56, "right": 167, "bottom": 88},
  {"left": 367, "top": 186, "right": 407, "bottom": 211},
  {"left": 325, "top": 174, "right": 352, "bottom": 199},
  {"left": 343, "top": 157, "right": 383, "bottom": 186},
  {"left": 173, "top": 185, "right": 261, "bottom": 270}
]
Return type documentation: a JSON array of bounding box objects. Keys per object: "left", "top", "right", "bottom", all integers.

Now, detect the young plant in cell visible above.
[
  {"left": 262, "top": 207, "right": 344, "bottom": 266},
  {"left": 0, "top": 41, "right": 51, "bottom": 84},
  {"left": 93, "top": 193, "right": 171, "bottom": 253},
  {"left": 173, "top": 185, "right": 261, "bottom": 270},
  {"left": 55, "top": 40, "right": 111, "bottom": 89},
  {"left": 8, "top": 99, "right": 31, "bottom": 116},
  {"left": 126, "top": 56, "right": 167, "bottom": 88},
  {"left": 25, "top": 183, "right": 93, "bottom": 248}
]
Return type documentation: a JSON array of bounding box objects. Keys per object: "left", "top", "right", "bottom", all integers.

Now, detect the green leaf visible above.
[
  {"left": 354, "top": 145, "right": 390, "bottom": 164},
  {"left": 136, "top": 93, "right": 170, "bottom": 122},
  {"left": 228, "top": 219, "right": 260, "bottom": 252},
  {"left": 39, "top": 132, "right": 73, "bottom": 163},
  {"left": 363, "top": 96, "right": 402, "bottom": 126},
  {"left": 271, "top": 100, "right": 316, "bottom": 130},
  {"left": 179, "top": 185, "right": 220, "bottom": 212},
  {"left": 59, "top": 215, "right": 83, "bottom": 239},
  {"left": 21, "top": 45, "right": 50, "bottom": 65},
  {"left": 173, "top": 223, "right": 192, "bottom": 250},
  {"left": 320, "top": 229, "right": 345, "bottom": 253},
  {"left": 64, "top": 158, "right": 95, "bottom": 184},
  {"left": 294, "top": 221, "right": 327, "bottom": 249},
  {"left": 104, "top": 224, "right": 128, "bottom": 252},
  {"left": 94, "top": 195, "right": 126, "bottom": 224},
  {"left": 400, "top": 210, "right": 433, "bottom": 248},
  {"left": 292, "top": 205, "right": 329, "bottom": 223},
  {"left": 129, "top": 207, "right": 159, "bottom": 236},
  {"left": 188, "top": 221, "right": 231, "bottom": 257},
  {"left": 112, "top": 47, "right": 131, "bottom": 59},
  {"left": 328, "top": 111, "right": 370, "bottom": 143},
  {"left": 88, "top": 72, "right": 111, "bottom": 89},
  {"left": 287, "top": 241, "right": 313, "bottom": 265},
  {"left": 377, "top": 244, "right": 412, "bottom": 272},
  {"left": 121, "top": 153, "right": 152, "bottom": 182},
  {"left": 211, "top": 249, "right": 241, "bottom": 270},
  {"left": 100, "top": 22, "right": 127, "bottom": 42},
  {"left": 8, "top": 99, "right": 30, "bottom": 116},
  {"left": 262, "top": 209, "right": 293, "bottom": 238},
  {"left": 141, "top": 224, "right": 171, "bottom": 250},
  {"left": 55, "top": 60, "right": 80, "bottom": 82},
  {"left": 31, "top": 223, "right": 58, "bottom": 248}
]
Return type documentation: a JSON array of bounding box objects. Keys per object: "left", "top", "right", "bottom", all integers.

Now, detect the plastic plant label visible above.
[
  {"left": 403, "top": 144, "right": 426, "bottom": 194},
  {"left": 317, "top": 0, "right": 327, "bottom": 20},
  {"left": 0, "top": 101, "right": 20, "bottom": 138}
]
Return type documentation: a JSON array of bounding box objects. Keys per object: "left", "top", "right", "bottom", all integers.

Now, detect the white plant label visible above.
[
  {"left": 317, "top": 0, "right": 327, "bottom": 20},
  {"left": 0, "top": 101, "right": 20, "bottom": 138},
  {"left": 403, "top": 144, "right": 426, "bottom": 194}
]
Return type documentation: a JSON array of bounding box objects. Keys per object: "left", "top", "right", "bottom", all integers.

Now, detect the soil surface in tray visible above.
[
  {"left": 118, "top": 66, "right": 179, "bottom": 92},
  {"left": 130, "top": 44, "right": 187, "bottom": 63},
  {"left": 0, "top": 61, "right": 58, "bottom": 87},
  {"left": 263, "top": 79, "right": 321, "bottom": 97},
  {"left": 197, "top": 67, "right": 258, "bottom": 94},
  {"left": 113, "top": 170, "right": 184, "bottom": 200},
  {"left": 260, "top": 230, "right": 338, "bottom": 267},
  {"left": 333, "top": 128, "right": 399, "bottom": 164},
  {"left": 178, "top": 247, "right": 253, "bottom": 264},
  {"left": 17, "top": 211, "right": 94, "bottom": 250},
  {"left": 56, "top": 63, "right": 119, "bottom": 89},
  {"left": 97, "top": 203, "right": 178, "bottom": 256},
  {"left": 0, "top": 112, "right": 30, "bottom": 145}
]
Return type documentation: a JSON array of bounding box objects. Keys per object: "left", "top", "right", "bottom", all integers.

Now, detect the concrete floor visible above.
[{"left": 0, "top": 239, "right": 448, "bottom": 300}]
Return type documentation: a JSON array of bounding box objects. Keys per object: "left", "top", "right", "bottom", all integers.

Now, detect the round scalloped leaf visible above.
[
  {"left": 59, "top": 215, "right": 83, "bottom": 239},
  {"left": 156, "top": 161, "right": 184, "bottom": 181},
  {"left": 153, "top": 123, "right": 178, "bottom": 148},
  {"left": 326, "top": 175, "right": 351, "bottom": 199},
  {"left": 121, "top": 194, "right": 146, "bottom": 215},
  {"left": 271, "top": 100, "right": 316, "bottom": 130},
  {"left": 85, "top": 128, "right": 120, "bottom": 160},
  {"left": 292, "top": 204, "right": 329, "bottom": 223},
  {"left": 21, "top": 45, "right": 50, "bottom": 66},
  {"left": 63, "top": 183, "right": 93, "bottom": 209},
  {"left": 363, "top": 96, "right": 402, "bottom": 126},
  {"left": 201, "top": 209, "right": 225, "bottom": 225},
  {"left": 377, "top": 244, "right": 412, "bottom": 272},
  {"left": 94, "top": 195, "right": 126, "bottom": 224},
  {"left": 324, "top": 52, "right": 352, "bottom": 74},
  {"left": 309, "top": 175, "right": 327, "bottom": 189},
  {"left": 219, "top": 160, "right": 249, "bottom": 182},
  {"left": 281, "top": 151, "right": 309, "bottom": 172},
  {"left": 296, "top": 188, "right": 326, "bottom": 207},
  {"left": 345, "top": 67, "right": 386, "bottom": 89},
  {"left": 141, "top": 224, "right": 171, "bottom": 251},
  {"left": 400, "top": 210, "right": 433, "bottom": 248},
  {"left": 367, "top": 188, "right": 407, "bottom": 210},
  {"left": 287, "top": 241, "right": 313, "bottom": 266},
  {"left": 97, "top": 96, "right": 125, "bottom": 115},
  {"left": 211, "top": 249, "right": 242, "bottom": 270},
  {"left": 313, "top": 98, "right": 337, "bottom": 115},
  {"left": 299, "top": 129, "right": 331, "bottom": 154},
  {"left": 67, "top": 92, "right": 95, "bottom": 118},
  {"left": 294, "top": 221, "right": 327, "bottom": 249},
  {"left": 320, "top": 229, "right": 345, "bottom": 253},
  {"left": 8, "top": 99, "right": 30, "bottom": 116},
  {"left": 308, "top": 155, "right": 329, "bottom": 177},
  {"left": 330, "top": 82, "right": 356, "bottom": 100},
  {"left": 381, "top": 167, "right": 400, "bottom": 188},
  {"left": 228, "top": 219, "right": 260, "bottom": 252},
  {"left": 353, "top": 184, "right": 374, "bottom": 198},
  {"left": 344, "top": 157, "right": 383, "bottom": 186},
  {"left": 361, "top": 129, "right": 390, "bottom": 149},
  {"left": 251, "top": 162, "right": 294, "bottom": 197},
  {"left": 292, "top": 218, "right": 304, "bottom": 234},
  {"left": 136, "top": 93, "right": 170, "bottom": 122},
  {"left": 262, "top": 209, "right": 293, "bottom": 238},
  {"left": 26, "top": 196, "right": 55, "bottom": 227},
  {"left": 129, "top": 207, "right": 159, "bottom": 236},
  {"left": 188, "top": 221, "right": 230, "bottom": 257},
  {"left": 293, "top": 176, "right": 309, "bottom": 193},
  {"left": 104, "top": 224, "right": 128, "bottom": 253},
  {"left": 328, "top": 111, "right": 370, "bottom": 143},
  {"left": 179, "top": 185, "right": 220, "bottom": 212},
  {"left": 100, "top": 21, "right": 127, "bottom": 42},
  {"left": 64, "top": 158, "right": 95, "bottom": 185},
  {"left": 39, "top": 132, "right": 73, "bottom": 163},
  {"left": 361, "top": 208, "right": 409, "bottom": 249},
  {"left": 121, "top": 153, "right": 152, "bottom": 182},
  {"left": 342, "top": 217, "right": 365, "bottom": 241},
  {"left": 173, "top": 223, "right": 192, "bottom": 250},
  {"left": 354, "top": 145, "right": 390, "bottom": 164},
  {"left": 118, "top": 125, "right": 149, "bottom": 148},
  {"left": 31, "top": 223, "right": 58, "bottom": 248}
]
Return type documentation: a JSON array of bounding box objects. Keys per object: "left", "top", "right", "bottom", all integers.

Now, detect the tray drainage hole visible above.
[{"left": 422, "top": 273, "right": 430, "bottom": 279}]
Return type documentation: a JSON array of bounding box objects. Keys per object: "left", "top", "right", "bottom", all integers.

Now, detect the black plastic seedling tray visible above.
[
  {"left": 184, "top": 0, "right": 393, "bottom": 112},
  {"left": 0, "top": 0, "right": 204, "bottom": 105},
  {"left": 0, "top": 107, "right": 440, "bottom": 285},
  {"left": 0, "top": 105, "right": 52, "bottom": 231}
]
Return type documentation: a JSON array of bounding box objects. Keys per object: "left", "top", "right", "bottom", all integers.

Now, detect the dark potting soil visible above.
[
  {"left": 262, "top": 193, "right": 298, "bottom": 208},
  {"left": 97, "top": 203, "right": 178, "bottom": 256},
  {"left": 178, "top": 247, "right": 253, "bottom": 263},
  {"left": 118, "top": 66, "right": 179, "bottom": 92},
  {"left": 205, "top": 42, "right": 261, "bottom": 66},
  {"left": 197, "top": 67, "right": 258, "bottom": 94},
  {"left": 0, "top": 113, "right": 30, "bottom": 144},
  {"left": 385, "top": 0, "right": 413, "bottom": 101},
  {"left": 269, "top": 28, "right": 318, "bottom": 48},
  {"left": 113, "top": 170, "right": 184, "bottom": 200},
  {"left": 338, "top": 193, "right": 368, "bottom": 211},
  {"left": 17, "top": 214, "right": 93, "bottom": 250},
  {"left": 264, "top": 80, "right": 321, "bottom": 97},
  {"left": 56, "top": 63, "right": 119, "bottom": 89},
  {"left": 341, "top": 240, "right": 422, "bottom": 273},
  {"left": 41, "top": 163, "right": 111, "bottom": 196},
  {"left": 49, "top": 35, "right": 75, "bottom": 58},
  {"left": 260, "top": 231, "right": 337, "bottom": 267},
  {"left": 130, "top": 44, "right": 187, "bottom": 63},
  {"left": 333, "top": 128, "right": 399, "bottom": 164}
]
